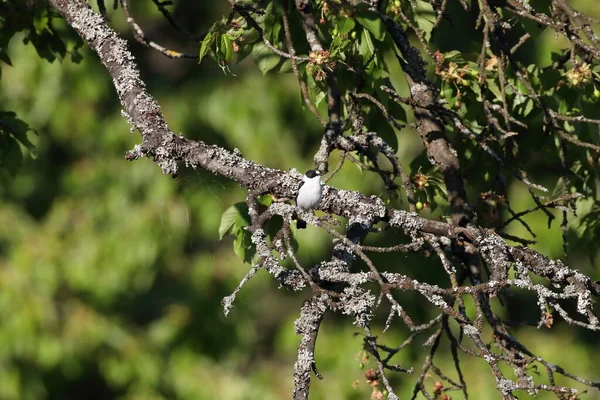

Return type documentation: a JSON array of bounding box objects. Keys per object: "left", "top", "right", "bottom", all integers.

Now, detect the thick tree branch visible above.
[{"left": 293, "top": 295, "right": 327, "bottom": 400}]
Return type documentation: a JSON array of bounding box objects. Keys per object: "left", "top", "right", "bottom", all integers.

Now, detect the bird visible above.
[{"left": 296, "top": 169, "right": 323, "bottom": 229}]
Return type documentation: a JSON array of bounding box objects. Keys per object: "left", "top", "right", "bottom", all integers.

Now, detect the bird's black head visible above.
[{"left": 305, "top": 169, "right": 321, "bottom": 178}]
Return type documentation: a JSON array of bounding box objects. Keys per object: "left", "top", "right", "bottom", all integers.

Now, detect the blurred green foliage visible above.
[{"left": 0, "top": 0, "right": 599, "bottom": 399}]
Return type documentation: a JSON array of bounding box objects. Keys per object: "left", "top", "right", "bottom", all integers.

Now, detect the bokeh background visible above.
[{"left": 1, "top": 1, "right": 599, "bottom": 399}]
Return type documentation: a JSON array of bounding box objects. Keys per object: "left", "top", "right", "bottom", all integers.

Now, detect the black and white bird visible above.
[{"left": 296, "top": 169, "right": 323, "bottom": 229}]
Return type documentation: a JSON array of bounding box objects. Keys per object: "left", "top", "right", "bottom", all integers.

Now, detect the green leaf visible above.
[
  {"left": 315, "top": 90, "right": 327, "bottom": 109},
  {"left": 470, "top": 80, "right": 482, "bottom": 102},
  {"left": 329, "top": 33, "right": 353, "bottom": 59},
  {"left": 359, "top": 29, "right": 375, "bottom": 64},
  {"left": 71, "top": 45, "right": 83, "bottom": 64},
  {"left": 236, "top": 44, "right": 252, "bottom": 63},
  {"left": 261, "top": 2, "right": 275, "bottom": 40},
  {"left": 257, "top": 194, "right": 273, "bottom": 207},
  {"left": 523, "top": 98, "right": 534, "bottom": 117},
  {"left": 442, "top": 82, "right": 455, "bottom": 106},
  {"left": 233, "top": 230, "right": 256, "bottom": 263},
  {"left": 199, "top": 33, "right": 214, "bottom": 63},
  {"left": 271, "top": 21, "right": 282, "bottom": 43},
  {"left": 414, "top": 1, "right": 435, "bottom": 42},
  {"left": 563, "top": 120, "right": 575, "bottom": 133},
  {"left": 218, "top": 202, "right": 250, "bottom": 240},
  {"left": 242, "top": 29, "right": 260, "bottom": 44},
  {"left": 558, "top": 99, "right": 569, "bottom": 115},
  {"left": 252, "top": 42, "right": 281, "bottom": 75},
  {"left": 278, "top": 58, "right": 294, "bottom": 73},
  {"left": 32, "top": 29, "right": 67, "bottom": 62},
  {"left": 444, "top": 50, "right": 463, "bottom": 60},
  {"left": 486, "top": 79, "right": 502, "bottom": 100},
  {"left": 221, "top": 34, "right": 234, "bottom": 63},
  {"left": 33, "top": 10, "right": 50, "bottom": 35},
  {"left": 219, "top": 206, "right": 238, "bottom": 240},
  {"left": 335, "top": 17, "right": 356, "bottom": 35},
  {"left": 0, "top": 111, "right": 36, "bottom": 151},
  {"left": 306, "top": 66, "right": 316, "bottom": 88},
  {"left": 355, "top": 11, "right": 385, "bottom": 41}
]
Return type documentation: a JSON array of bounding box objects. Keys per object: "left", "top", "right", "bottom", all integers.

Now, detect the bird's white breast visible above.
[{"left": 297, "top": 177, "right": 322, "bottom": 211}]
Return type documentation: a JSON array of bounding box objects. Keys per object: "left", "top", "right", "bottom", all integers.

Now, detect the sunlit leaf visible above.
[
  {"left": 218, "top": 202, "right": 250, "bottom": 240},
  {"left": 356, "top": 11, "right": 385, "bottom": 41},
  {"left": 336, "top": 16, "right": 356, "bottom": 35},
  {"left": 221, "top": 34, "right": 234, "bottom": 63},
  {"left": 199, "top": 32, "right": 214, "bottom": 63}
]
